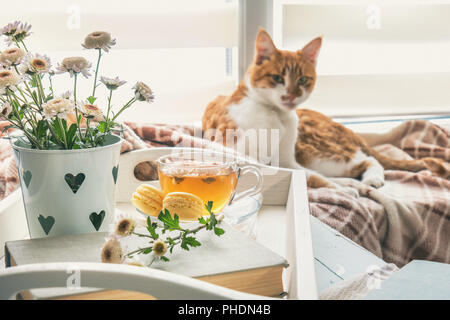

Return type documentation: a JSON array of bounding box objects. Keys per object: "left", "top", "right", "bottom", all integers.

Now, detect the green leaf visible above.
[
  {"left": 87, "top": 96, "right": 97, "bottom": 104},
  {"left": 205, "top": 201, "right": 213, "bottom": 214},
  {"left": 29, "top": 77, "right": 38, "bottom": 88},
  {"left": 66, "top": 124, "right": 77, "bottom": 147},
  {"left": 146, "top": 217, "right": 159, "bottom": 240},
  {"left": 97, "top": 121, "right": 107, "bottom": 133},
  {"left": 206, "top": 212, "right": 218, "bottom": 231},
  {"left": 180, "top": 236, "right": 201, "bottom": 251},
  {"left": 158, "top": 209, "right": 181, "bottom": 230},
  {"left": 142, "top": 248, "right": 152, "bottom": 254},
  {"left": 214, "top": 226, "right": 225, "bottom": 236},
  {"left": 198, "top": 216, "right": 207, "bottom": 225},
  {"left": 160, "top": 256, "right": 170, "bottom": 262}
]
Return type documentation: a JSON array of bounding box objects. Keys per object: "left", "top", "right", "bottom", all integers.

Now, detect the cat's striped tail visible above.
[{"left": 362, "top": 145, "right": 450, "bottom": 179}]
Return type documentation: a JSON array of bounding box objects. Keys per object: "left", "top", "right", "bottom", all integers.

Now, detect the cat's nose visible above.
[{"left": 281, "top": 94, "right": 296, "bottom": 102}]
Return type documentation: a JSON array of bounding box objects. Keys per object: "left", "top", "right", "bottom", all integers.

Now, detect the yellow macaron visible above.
[
  {"left": 131, "top": 184, "right": 165, "bottom": 217},
  {"left": 162, "top": 192, "right": 204, "bottom": 221}
]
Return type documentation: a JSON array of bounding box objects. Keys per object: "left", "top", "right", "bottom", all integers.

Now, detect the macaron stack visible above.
[
  {"left": 131, "top": 184, "right": 204, "bottom": 221},
  {"left": 131, "top": 184, "right": 165, "bottom": 217}
]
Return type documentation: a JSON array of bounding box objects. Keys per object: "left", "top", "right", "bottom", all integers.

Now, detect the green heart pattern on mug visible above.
[
  {"left": 89, "top": 210, "right": 106, "bottom": 231},
  {"left": 38, "top": 214, "right": 55, "bottom": 235},
  {"left": 112, "top": 165, "right": 119, "bottom": 184},
  {"left": 64, "top": 173, "right": 85, "bottom": 194},
  {"left": 23, "top": 170, "right": 32, "bottom": 189}
]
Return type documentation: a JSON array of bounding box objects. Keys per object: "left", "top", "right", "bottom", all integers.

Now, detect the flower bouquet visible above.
[{"left": 0, "top": 21, "right": 154, "bottom": 238}]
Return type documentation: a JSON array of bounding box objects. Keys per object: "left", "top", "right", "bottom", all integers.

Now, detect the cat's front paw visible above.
[{"left": 362, "top": 175, "right": 385, "bottom": 188}]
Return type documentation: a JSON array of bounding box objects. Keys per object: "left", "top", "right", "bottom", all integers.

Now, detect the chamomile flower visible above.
[
  {"left": 152, "top": 240, "right": 168, "bottom": 257},
  {"left": 82, "top": 31, "right": 116, "bottom": 52},
  {"left": 133, "top": 81, "right": 154, "bottom": 103},
  {"left": 115, "top": 216, "right": 136, "bottom": 237},
  {"left": 21, "top": 53, "right": 52, "bottom": 74},
  {"left": 56, "top": 56, "right": 91, "bottom": 78},
  {"left": 42, "top": 98, "right": 75, "bottom": 119},
  {"left": 100, "top": 76, "right": 126, "bottom": 90},
  {"left": 0, "top": 47, "right": 25, "bottom": 66},
  {"left": 101, "top": 237, "right": 124, "bottom": 264},
  {"left": 109, "top": 210, "right": 137, "bottom": 237}
]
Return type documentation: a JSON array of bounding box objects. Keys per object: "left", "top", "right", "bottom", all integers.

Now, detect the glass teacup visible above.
[{"left": 157, "top": 150, "right": 263, "bottom": 220}]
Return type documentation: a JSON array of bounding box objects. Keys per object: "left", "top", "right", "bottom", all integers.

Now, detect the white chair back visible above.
[{"left": 0, "top": 262, "right": 275, "bottom": 300}]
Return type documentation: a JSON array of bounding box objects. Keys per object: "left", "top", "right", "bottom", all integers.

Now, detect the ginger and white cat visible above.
[{"left": 203, "top": 28, "right": 448, "bottom": 189}]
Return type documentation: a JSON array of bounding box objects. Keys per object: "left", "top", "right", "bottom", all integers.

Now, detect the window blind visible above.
[
  {"left": 275, "top": 0, "right": 450, "bottom": 117},
  {"left": 0, "top": 0, "right": 239, "bottom": 124}
]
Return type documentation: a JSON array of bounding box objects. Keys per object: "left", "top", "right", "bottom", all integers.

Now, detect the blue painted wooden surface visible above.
[{"left": 310, "top": 216, "right": 386, "bottom": 292}]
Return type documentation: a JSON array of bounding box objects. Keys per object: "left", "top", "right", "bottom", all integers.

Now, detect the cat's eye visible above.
[
  {"left": 271, "top": 75, "right": 284, "bottom": 84},
  {"left": 298, "top": 77, "right": 308, "bottom": 85}
]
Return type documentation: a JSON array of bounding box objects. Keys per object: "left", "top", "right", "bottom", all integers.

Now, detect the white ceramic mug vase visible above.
[{"left": 12, "top": 135, "right": 122, "bottom": 238}]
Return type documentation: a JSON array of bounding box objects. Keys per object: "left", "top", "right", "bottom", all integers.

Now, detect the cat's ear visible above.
[
  {"left": 255, "top": 27, "right": 277, "bottom": 65},
  {"left": 299, "top": 37, "right": 322, "bottom": 66}
]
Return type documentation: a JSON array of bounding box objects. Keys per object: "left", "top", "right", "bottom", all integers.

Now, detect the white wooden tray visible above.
[{"left": 117, "top": 148, "right": 318, "bottom": 300}]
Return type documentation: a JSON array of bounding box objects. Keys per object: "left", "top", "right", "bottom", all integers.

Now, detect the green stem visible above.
[
  {"left": 23, "top": 77, "right": 40, "bottom": 108},
  {"left": 58, "top": 118, "right": 68, "bottom": 149},
  {"left": 33, "top": 74, "right": 43, "bottom": 105},
  {"left": 104, "top": 89, "right": 113, "bottom": 132},
  {"left": 111, "top": 97, "right": 136, "bottom": 122},
  {"left": 7, "top": 89, "right": 42, "bottom": 149},
  {"left": 92, "top": 49, "right": 102, "bottom": 98},
  {"left": 73, "top": 74, "right": 83, "bottom": 141},
  {"left": 132, "top": 232, "right": 154, "bottom": 238},
  {"left": 48, "top": 74, "right": 54, "bottom": 98},
  {"left": 20, "top": 40, "right": 28, "bottom": 52},
  {"left": 46, "top": 119, "right": 61, "bottom": 146},
  {"left": 14, "top": 86, "right": 31, "bottom": 107},
  {"left": 148, "top": 256, "right": 157, "bottom": 267},
  {"left": 124, "top": 218, "right": 219, "bottom": 259}
]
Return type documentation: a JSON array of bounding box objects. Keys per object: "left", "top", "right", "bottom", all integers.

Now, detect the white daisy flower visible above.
[
  {"left": 59, "top": 90, "right": 72, "bottom": 100},
  {"left": 42, "top": 98, "right": 75, "bottom": 119},
  {"left": 21, "top": 53, "right": 52, "bottom": 74},
  {"left": 56, "top": 56, "right": 91, "bottom": 78},
  {"left": 82, "top": 31, "right": 116, "bottom": 52},
  {"left": 0, "top": 69, "right": 21, "bottom": 89},
  {"left": 133, "top": 81, "right": 154, "bottom": 103},
  {"left": 100, "top": 76, "right": 126, "bottom": 90},
  {"left": 1, "top": 21, "right": 32, "bottom": 46},
  {"left": 0, "top": 47, "right": 25, "bottom": 66},
  {"left": 78, "top": 102, "right": 105, "bottom": 122},
  {"left": 1, "top": 21, "right": 20, "bottom": 37},
  {"left": 12, "top": 22, "right": 32, "bottom": 42}
]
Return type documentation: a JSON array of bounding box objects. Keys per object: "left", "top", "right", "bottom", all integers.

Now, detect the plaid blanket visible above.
[{"left": 1, "top": 120, "right": 449, "bottom": 267}]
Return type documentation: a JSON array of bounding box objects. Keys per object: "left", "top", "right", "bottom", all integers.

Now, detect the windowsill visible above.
[{"left": 336, "top": 113, "right": 450, "bottom": 133}]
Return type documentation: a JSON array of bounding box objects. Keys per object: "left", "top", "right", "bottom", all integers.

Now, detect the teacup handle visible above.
[{"left": 230, "top": 165, "right": 263, "bottom": 203}]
